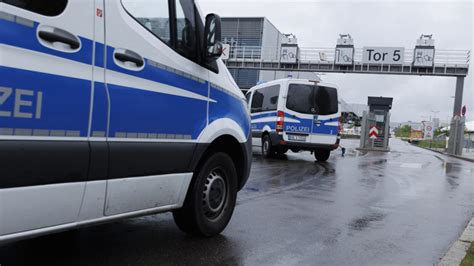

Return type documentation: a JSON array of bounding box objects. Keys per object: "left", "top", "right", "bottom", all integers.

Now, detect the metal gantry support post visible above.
[
  {"left": 453, "top": 77, "right": 465, "bottom": 116},
  {"left": 447, "top": 77, "right": 465, "bottom": 155},
  {"left": 359, "top": 111, "right": 368, "bottom": 149},
  {"left": 383, "top": 112, "right": 391, "bottom": 149}
]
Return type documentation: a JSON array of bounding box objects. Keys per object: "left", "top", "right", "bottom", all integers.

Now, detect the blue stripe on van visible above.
[
  {"left": 94, "top": 42, "right": 106, "bottom": 69},
  {"left": 250, "top": 111, "right": 339, "bottom": 135},
  {"left": 0, "top": 66, "right": 91, "bottom": 137},
  {"left": 90, "top": 82, "right": 108, "bottom": 136},
  {"left": 210, "top": 87, "right": 251, "bottom": 138},
  {"left": 313, "top": 125, "right": 339, "bottom": 135},
  {"left": 0, "top": 66, "right": 217, "bottom": 140},
  {"left": 250, "top": 111, "right": 277, "bottom": 120},
  {"left": 107, "top": 82, "right": 208, "bottom": 139},
  {"left": 0, "top": 19, "right": 94, "bottom": 66},
  {"left": 2, "top": 18, "right": 251, "bottom": 141}
]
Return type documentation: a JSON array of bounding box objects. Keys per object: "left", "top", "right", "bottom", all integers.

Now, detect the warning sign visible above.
[
  {"left": 220, "top": 44, "right": 230, "bottom": 60},
  {"left": 423, "top": 121, "right": 434, "bottom": 140},
  {"left": 369, "top": 127, "right": 379, "bottom": 139}
]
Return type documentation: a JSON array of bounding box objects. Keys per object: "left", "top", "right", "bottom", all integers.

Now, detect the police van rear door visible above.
[
  {"left": 310, "top": 84, "right": 339, "bottom": 144},
  {"left": 0, "top": 0, "right": 93, "bottom": 235},
  {"left": 283, "top": 83, "right": 315, "bottom": 144}
]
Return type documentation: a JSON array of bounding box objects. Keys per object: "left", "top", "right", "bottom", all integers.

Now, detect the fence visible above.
[{"left": 225, "top": 46, "right": 471, "bottom": 65}]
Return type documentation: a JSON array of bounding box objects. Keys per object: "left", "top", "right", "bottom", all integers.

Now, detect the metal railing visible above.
[
  {"left": 224, "top": 46, "right": 471, "bottom": 65},
  {"left": 223, "top": 46, "right": 470, "bottom": 77}
]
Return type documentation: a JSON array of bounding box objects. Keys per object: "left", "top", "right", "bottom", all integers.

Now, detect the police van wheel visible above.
[
  {"left": 262, "top": 135, "right": 274, "bottom": 158},
  {"left": 173, "top": 152, "right": 238, "bottom": 237},
  {"left": 314, "top": 149, "right": 330, "bottom": 162}
]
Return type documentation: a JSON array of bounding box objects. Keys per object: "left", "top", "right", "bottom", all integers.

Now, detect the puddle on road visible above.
[
  {"left": 348, "top": 212, "right": 386, "bottom": 232},
  {"left": 357, "top": 159, "right": 388, "bottom": 169},
  {"left": 238, "top": 157, "right": 335, "bottom": 202}
]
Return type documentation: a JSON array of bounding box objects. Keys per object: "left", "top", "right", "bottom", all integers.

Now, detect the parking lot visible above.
[{"left": 1, "top": 139, "right": 473, "bottom": 265}]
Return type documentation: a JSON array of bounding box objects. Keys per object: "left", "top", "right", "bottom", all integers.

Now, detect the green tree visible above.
[{"left": 395, "top": 125, "right": 411, "bottom": 138}]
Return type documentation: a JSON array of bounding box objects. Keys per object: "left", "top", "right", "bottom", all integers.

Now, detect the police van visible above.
[
  {"left": 246, "top": 79, "right": 340, "bottom": 161},
  {"left": 0, "top": 0, "right": 252, "bottom": 242}
]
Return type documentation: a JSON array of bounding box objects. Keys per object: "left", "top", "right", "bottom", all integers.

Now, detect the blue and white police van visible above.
[
  {"left": 246, "top": 79, "right": 340, "bottom": 161},
  {"left": 0, "top": 0, "right": 251, "bottom": 242}
]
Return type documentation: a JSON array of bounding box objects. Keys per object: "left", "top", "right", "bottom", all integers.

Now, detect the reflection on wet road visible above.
[{"left": 0, "top": 139, "right": 473, "bottom": 265}]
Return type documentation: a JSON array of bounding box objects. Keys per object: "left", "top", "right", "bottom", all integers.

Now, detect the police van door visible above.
[
  {"left": 310, "top": 85, "right": 339, "bottom": 144},
  {"left": 0, "top": 0, "right": 93, "bottom": 235},
  {"left": 104, "top": 0, "right": 209, "bottom": 215},
  {"left": 284, "top": 83, "right": 314, "bottom": 144}
]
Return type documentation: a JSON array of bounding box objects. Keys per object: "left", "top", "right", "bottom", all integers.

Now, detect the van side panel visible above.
[
  {"left": 0, "top": 1, "right": 95, "bottom": 235},
  {"left": 104, "top": 173, "right": 192, "bottom": 216},
  {"left": 0, "top": 141, "right": 89, "bottom": 188},
  {"left": 1, "top": 183, "right": 84, "bottom": 235},
  {"left": 107, "top": 142, "right": 196, "bottom": 179}
]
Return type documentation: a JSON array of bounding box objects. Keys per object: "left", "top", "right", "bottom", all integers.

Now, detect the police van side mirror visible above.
[{"left": 204, "top": 14, "right": 223, "bottom": 62}]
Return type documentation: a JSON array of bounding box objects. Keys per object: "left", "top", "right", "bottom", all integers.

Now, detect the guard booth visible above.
[{"left": 359, "top": 97, "right": 393, "bottom": 151}]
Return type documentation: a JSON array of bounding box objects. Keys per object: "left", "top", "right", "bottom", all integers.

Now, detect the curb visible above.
[
  {"left": 439, "top": 218, "right": 474, "bottom": 266},
  {"left": 411, "top": 145, "right": 474, "bottom": 163},
  {"left": 451, "top": 154, "right": 474, "bottom": 163}
]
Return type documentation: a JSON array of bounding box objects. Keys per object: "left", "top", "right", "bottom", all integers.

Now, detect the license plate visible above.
[{"left": 288, "top": 134, "right": 307, "bottom": 141}]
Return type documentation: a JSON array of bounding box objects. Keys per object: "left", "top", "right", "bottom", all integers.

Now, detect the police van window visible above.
[
  {"left": 2, "top": 0, "right": 68, "bottom": 16},
  {"left": 122, "top": 0, "right": 171, "bottom": 45},
  {"left": 251, "top": 91, "right": 263, "bottom": 113},
  {"left": 314, "top": 86, "right": 338, "bottom": 115},
  {"left": 286, "top": 84, "right": 338, "bottom": 115},
  {"left": 175, "top": 0, "right": 197, "bottom": 61},
  {"left": 251, "top": 85, "right": 280, "bottom": 113},
  {"left": 261, "top": 85, "right": 280, "bottom": 111}
]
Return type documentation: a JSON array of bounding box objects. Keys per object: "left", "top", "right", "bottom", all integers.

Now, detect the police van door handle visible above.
[
  {"left": 37, "top": 26, "right": 81, "bottom": 52},
  {"left": 114, "top": 49, "right": 144, "bottom": 69}
]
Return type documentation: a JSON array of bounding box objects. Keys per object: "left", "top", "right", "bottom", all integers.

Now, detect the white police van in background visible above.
[
  {"left": 0, "top": 0, "right": 252, "bottom": 242},
  {"left": 246, "top": 79, "right": 340, "bottom": 161}
]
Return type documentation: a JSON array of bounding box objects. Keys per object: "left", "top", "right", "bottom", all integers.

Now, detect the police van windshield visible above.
[{"left": 286, "top": 84, "right": 338, "bottom": 115}]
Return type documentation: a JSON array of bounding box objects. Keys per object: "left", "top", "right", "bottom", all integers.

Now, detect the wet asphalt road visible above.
[{"left": 1, "top": 139, "right": 473, "bottom": 265}]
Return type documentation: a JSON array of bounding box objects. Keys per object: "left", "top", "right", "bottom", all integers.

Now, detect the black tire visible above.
[
  {"left": 314, "top": 149, "right": 330, "bottom": 162},
  {"left": 261, "top": 134, "right": 275, "bottom": 158},
  {"left": 173, "top": 152, "right": 238, "bottom": 237}
]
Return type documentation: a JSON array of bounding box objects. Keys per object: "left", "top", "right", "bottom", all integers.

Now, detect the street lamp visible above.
[{"left": 430, "top": 110, "right": 439, "bottom": 122}]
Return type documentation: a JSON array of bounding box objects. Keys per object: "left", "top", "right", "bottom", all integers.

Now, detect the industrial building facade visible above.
[
  {"left": 221, "top": 17, "right": 315, "bottom": 91},
  {"left": 222, "top": 17, "right": 281, "bottom": 90}
]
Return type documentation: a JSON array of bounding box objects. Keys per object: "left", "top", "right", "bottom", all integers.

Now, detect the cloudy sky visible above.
[{"left": 199, "top": 0, "right": 473, "bottom": 123}]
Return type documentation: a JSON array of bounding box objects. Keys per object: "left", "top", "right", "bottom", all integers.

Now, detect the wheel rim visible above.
[
  {"left": 263, "top": 139, "right": 269, "bottom": 155},
  {"left": 202, "top": 168, "right": 227, "bottom": 221}
]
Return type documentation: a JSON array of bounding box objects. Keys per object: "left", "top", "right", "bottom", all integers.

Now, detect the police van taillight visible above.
[{"left": 276, "top": 111, "right": 284, "bottom": 133}]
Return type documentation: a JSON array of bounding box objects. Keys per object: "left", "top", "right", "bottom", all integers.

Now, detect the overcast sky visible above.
[{"left": 200, "top": 0, "right": 473, "bottom": 123}]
